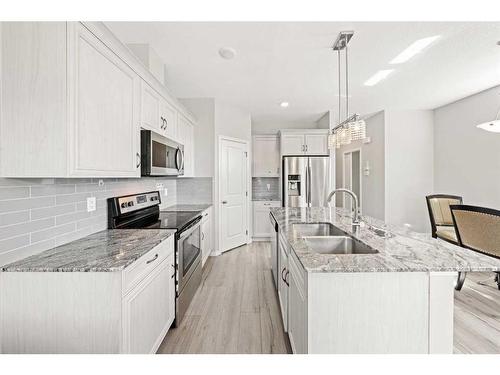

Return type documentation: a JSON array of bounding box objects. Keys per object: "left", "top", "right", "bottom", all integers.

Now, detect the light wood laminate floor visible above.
[{"left": 158, "top": 242, "right": 500, "bottom": 354}]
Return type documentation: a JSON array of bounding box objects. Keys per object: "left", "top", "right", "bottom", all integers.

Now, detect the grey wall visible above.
[
  {"left": 0, "top": 177, "right": 177, "bottom": 266},
  {"left": 384, "top": 110, "right": 434, "bottom": 232},
  {"left": 434, "top": 85, "right": 500, "bottom": 210},
  {"left": 251, "top": 120, "right": 319, "bottom": 134},
  {"left": 335, "top": 111, "right": 386, "bottom": 221}
]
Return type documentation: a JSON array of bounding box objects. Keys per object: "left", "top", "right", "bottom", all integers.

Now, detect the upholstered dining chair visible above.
[
  {"left": 426, "top": 194, "right": 463, "bottom": 244},
  {"left": 450, "top": 204, "right": 500, "bottom": 291}
]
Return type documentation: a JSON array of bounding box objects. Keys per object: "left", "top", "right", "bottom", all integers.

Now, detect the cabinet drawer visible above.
[
  {"left": 253, "top": 200, "right": 281, "bottom": 209},
  {"left": 123, "top": 236, "right": 175, "bottom": 295},
  {"left": 289, "top": 250, "right": 306, "bottom": 296}
]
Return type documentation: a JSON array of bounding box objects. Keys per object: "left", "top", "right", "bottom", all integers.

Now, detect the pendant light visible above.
[{"left": 328, "top": 31, "right": 366, "bottom": 150}]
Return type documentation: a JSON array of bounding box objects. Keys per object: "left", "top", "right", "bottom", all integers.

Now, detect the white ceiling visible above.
[{"left": 106, "top": 22, "right": 500, "bottom": 125}]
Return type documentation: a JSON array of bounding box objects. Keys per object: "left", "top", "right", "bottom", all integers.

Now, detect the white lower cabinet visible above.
[
  {"left": 278, "top": 234, "right": 289, "bottom": 331},
  {"left": 0, "top": 236, "right": 176, "bottom": 354},
  {"left": 287, "top": 252, "right": 307, "bottom": 354},
  {"left": 122, "top": 252, "right": 175, "bottom": 354},
  {"left": 253, "top": 201, "right": 281, "bottom": 238},
  {"left": 200, "top": 207, "right": 213, "bottom": 266}
]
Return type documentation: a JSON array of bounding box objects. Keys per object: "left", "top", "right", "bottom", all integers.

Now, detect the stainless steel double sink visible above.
[{"left": 292, "top": 223, "right": 378, "bottom": 255}]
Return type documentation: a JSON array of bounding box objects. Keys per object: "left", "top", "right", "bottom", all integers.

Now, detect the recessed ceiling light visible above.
[
  {"left": 364, "top": 70, "right": 394, "bottom": 86},
  {"left": 390, "top": 35, "right": 441, "bottom": 64},
  {"left": 280, "top": 102, "right": 289, "bottom": 108},
  {"left": 218, "top": 47, "right": 236, "bottom": 60}
]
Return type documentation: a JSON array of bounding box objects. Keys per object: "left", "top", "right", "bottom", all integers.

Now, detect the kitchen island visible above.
[{"left": 271, "top": 207, "right": 500, "bottom": 354}]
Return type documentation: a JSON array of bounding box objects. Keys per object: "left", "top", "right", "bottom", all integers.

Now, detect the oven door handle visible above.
[{"left": 178, "top": 216, "right": 202, "bottom": 240}]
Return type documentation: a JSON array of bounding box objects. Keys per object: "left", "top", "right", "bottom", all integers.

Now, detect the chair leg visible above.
[{"left": 455, "top": 271, "right": 467, "bottom": 291}]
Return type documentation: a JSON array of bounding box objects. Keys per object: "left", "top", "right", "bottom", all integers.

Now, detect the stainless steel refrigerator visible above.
[{"left": 282, "top": 156, "right": 330, "bottom": 207}]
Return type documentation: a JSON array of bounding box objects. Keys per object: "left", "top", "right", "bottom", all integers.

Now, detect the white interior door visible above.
[{"left": 220, "top": 138, "right": 248, "bottom": 252}]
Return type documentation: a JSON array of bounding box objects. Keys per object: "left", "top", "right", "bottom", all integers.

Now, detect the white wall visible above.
[
  {"left": 335, "top": 111, "right": 385, "bottom": 220},
  {"left": 214, "top": 101, "right": 252, "bottom": 254},
  {"left": 434, "top": 85, "right": 500, "bottom": 210},
  {"left": 251, "top": 120, "right": 319, "bottom": 134},
  {"left": 384, "top": 110, "right": 434, "bottom": 232}
]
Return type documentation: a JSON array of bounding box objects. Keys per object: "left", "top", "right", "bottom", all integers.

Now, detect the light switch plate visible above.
[
  {"left": 156, "top": 183, "right": 164, "bottom": 191},
  {"left": 87, "top": 197, "right": 96, "bottom": 212},
  {"left": 266, "top": 184, "right": 271, "bottom": 191}
]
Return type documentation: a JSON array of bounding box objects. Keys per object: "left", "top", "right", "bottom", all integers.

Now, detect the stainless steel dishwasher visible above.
[{"left": 269, "top": 212, "right": 279, "bottom": 289}]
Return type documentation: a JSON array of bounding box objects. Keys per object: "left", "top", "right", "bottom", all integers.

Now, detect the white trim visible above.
[{"left": 217, "top": 135, "right": 251, "bottom": 255}]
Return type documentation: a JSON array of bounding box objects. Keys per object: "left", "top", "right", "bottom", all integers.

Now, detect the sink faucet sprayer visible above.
[{"left": 325, "top": 189, "right": 361, "bottom": 226}]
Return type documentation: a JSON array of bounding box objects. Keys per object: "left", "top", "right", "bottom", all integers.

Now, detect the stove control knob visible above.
[
  {"left": 120, "top": 203, "right": 126, "bottom": 209},
  {"left": 127, "top": 202, "right": 133, "bottom": 207}
]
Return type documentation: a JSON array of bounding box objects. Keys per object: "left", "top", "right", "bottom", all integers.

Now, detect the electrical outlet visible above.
[
  {"left": 87, "top": 197, "right": 96, "bottom": 212},
  {"left": 98, "top": 179, "right": 104, "bottom": 187},
  {"left": 156, "top": 183, "right": 164, "bottom": 191},
  {"left": 266, "top": 183, "right": 271, "bottom": 191}
]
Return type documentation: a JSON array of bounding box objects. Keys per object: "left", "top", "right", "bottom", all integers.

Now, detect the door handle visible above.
[
  {"left": 136, "top": 153, "right": 141, "bottom": 168},
  {"left": 221, "top": 200, "right": 228, "bottom": 204}
]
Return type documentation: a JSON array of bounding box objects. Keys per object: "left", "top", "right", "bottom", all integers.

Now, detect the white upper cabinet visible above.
[
  {"left": 68, "top": 23, "right": 141, "bottom": 177},
  {"left": 304, "top": 133, "right": 328, "bottom": 155},
  {"left": 0, "top": 21, "right": 196, "bottom": 178},
  {"left": 280, "top": 130, "right": 329, "bottom": 156},
  {"left": 140, "top": 80, "right": 162, "bottom": 132},
  {"left": 161, "top": 99, "right": 178, "bottom": 141},
  {"left": 177, "top": 113, "right": 195, "bottom": 177},
  {"left": 252, "top": 135, "right": 280, "bottom": 177},
  {"left": 0, "top": 22, "right": 68, "bottom": 177}
]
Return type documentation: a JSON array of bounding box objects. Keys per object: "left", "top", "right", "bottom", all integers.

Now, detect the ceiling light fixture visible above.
[
  {"left": 280, "top": 102, "right": 289, "bottom": 108},
  {"left": 364, "top": 69, "right": 394, "bottom": 86},
  {"left": 389, "top": 35, "right": 441, "bottom": 64},
  {"left": 476, "top": 102, "right": 500, "bottom": 133},
  {"left": 218, "top": 47, "right": 236, "bottom": 60},
  {"left": 328, "top": 31, "right": 367, "bottom": 150}
]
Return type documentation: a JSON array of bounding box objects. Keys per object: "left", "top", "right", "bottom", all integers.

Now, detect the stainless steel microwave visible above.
[{"left": 141, "top": 130, "right": 184, "bottom": 176}]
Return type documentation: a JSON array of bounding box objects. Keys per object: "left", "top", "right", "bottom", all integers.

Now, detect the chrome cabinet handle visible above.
[
  {"left": 281, "top": 267, "right": 286, "bottom": 282},
  {"left": 146, "top": 253, "right": 158, "bottom": 264},
  {"left": 285, "top": 270, "right": 290, "bottom": 287},
  {"left": 171, "top": 264, "right": 175, "bottom": 278},
  {"left": 136, "top": 153, "right": 141, "bottom": 168},
  {"left": 222, "top": 200, "right": 228, "bottom": 204},
  {"left": 204, "top": 213, "right": 208, "bottom": 217},
  {"left": 201, "top": 232, "right": 205, "bottom": 240}
]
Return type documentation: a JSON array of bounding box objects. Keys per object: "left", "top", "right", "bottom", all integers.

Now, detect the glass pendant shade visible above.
[{"left": 349, "top": 119, "right": 366, "bottom": 141}]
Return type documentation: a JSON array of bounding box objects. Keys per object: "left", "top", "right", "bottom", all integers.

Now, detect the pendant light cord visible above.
[{"left": 345, "top": 35, "right": 349, "bottom": 121}]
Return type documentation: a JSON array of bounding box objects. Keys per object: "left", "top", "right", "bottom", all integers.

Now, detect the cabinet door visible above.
[
  {"left": 0, "top": 22, "right": 68, "bottom": 177},
  {"left": 177, "top": 114, "right": 195, "bottom": 177},
  {"left": 122, "top": 255, "right": 175, "bottom": 354},
  {"left": 253, "top": 207, "right": 270, "bottom": 237},
  {"left": 304, "top": 134, "right": 328, "bottom": 155},
  {"left": 253, "top": 136, "right": 280, "bottom": 177},
  {"left": 201, "top": 219, "right": 210, "bottom": 266},
  {"left": 281, "top": 134, "right": 305, "bottom": 156},
  {"left": 69, "top": 23, "right": 140, "bottom": 177},
  {"left": 288, "top": 257, "right": 307, "bottom": 354},
  {"left": 161, "top": 99, "right": 177, "bottom": 141},
  {"left": 140, "top": 80, "right": 161, "bottom": 132},
  {"left": 278, "top": 237, "right": 288, "bottom": 331}
]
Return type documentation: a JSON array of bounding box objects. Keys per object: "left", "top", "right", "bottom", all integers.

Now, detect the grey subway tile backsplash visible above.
[
  {"left": 252, "top": 177, "right": 280, "bottom": 201},
  {"left": 177, "top": 177, "right": 213, "bottom": 205},
  {"left": 0, "top": 177, "right": 178, "bottom": 266}
]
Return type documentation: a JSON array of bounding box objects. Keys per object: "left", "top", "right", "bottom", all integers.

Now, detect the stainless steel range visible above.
[{"left": 107, "top": 191, "right": 202, "bottom": 326}]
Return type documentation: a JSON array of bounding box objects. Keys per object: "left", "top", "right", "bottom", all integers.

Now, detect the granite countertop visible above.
[
  {"left": 252, "top": 197, "right": 281, "bottom": 202},
  {"left": 1, "top": 229, "right": 176, "bottom": 272},
  {"left": 271, "top": 207, "right": 500, "bottom": 273},
  {"left": 164, "top": 204, "right": 212, "bottom": 211}
]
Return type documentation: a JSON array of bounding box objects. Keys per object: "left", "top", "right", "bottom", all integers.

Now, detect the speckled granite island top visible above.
[
  {"left": 164, "top": 204, "right": 212, "bottom": 211},
  {"left": 271, "top": 207, "right": 500, "bottom": 273},
  {"left": 1, "top": 229, "right": 176, "bottom": 272}
]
